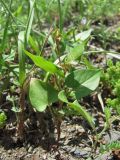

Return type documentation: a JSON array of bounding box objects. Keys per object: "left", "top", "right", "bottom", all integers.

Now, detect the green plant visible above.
[
  {"left": 95, "top": 60, "right": 120, "bottom": 148},
  {"left": 103, "top": 60, "right": 120, "bottom": 114},
  {"left": 0, "top": 112, "right": 7, "bottom": 128},
  {"left": 100, "top": 141, "right": 120, "bottom": 153},
  {"left": 24, "top": 26, "right": 101, "bottom": 143},
  {"left": 97, "top": 107, "right": 119, "bottom": 142},
  {"left": 77, "top": 0, "right": 120, "bottom": 20},
  {"left": 95, "top": 141, "right": 120, "bottom": 159}
]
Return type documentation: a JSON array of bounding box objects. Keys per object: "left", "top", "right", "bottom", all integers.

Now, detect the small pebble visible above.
[
  {"left": 33, "top": 149, "right": 37, "bottom": 154},
  {"left": 7, "top": 150, "right": 11, "bottom": 154},
  {"left": 28, "top": 146, "right": 33, "bottom": 153},
  {"left": 70, "top": 147, "right": 76, "bottom": 153},
  {"left": 60, "top": 133, "right": 66, "bottom": 139},
  {"left": 74, "top": 149, "right": 88, "bottom": 158}
]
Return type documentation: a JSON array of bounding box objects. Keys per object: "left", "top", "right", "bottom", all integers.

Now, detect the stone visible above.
[
  {"left": 73, "top": 149, "right": 88, "bottom": 158},
  {"left": 70, "top": 147, "right": 76, "bottom": 153},
  {"left": 7, "top": 150, "right": 11, "bottom": 154},
  {"left": 28, "top": 146, "right": 33, "bottom": 153},
  {"left": 104, "top": 130, "right": 120, "bottom": 142},
  {"left": 60, "top": 132, "right": 66, "bottom": 139}
]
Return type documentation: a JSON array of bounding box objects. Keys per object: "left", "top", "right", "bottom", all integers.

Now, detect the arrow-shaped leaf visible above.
[{"left": 24, "top": 50, "right": 64, "bottom": 77}]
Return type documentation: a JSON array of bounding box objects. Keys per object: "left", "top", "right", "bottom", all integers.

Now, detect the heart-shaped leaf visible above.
[
  {"left": 29, "top": 78, "right": 58, "bottom": 112},
  {"left": 65, "top": 69, "right": 101, "bottom": 98}
]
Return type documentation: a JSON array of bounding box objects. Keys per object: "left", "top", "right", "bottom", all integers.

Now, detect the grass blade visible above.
[
  {"left": 18, "top": 31, "right": 26, "bottom": 85},
  {"left": 25, "top": 0, "right": 35, "bottom": 43}
]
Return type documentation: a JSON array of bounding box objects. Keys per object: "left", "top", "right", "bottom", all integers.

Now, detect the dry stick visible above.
[
  {"left": 35, "top": 3, "right": 42, "bottom": 32},
  {"left": 17, "top": 88, "right": 25, "bottom": 138},
  {"left": 17, "top": 75, "right": 31, "bottom": 138},
  {"left": 56, "top": 118, "right": 62, "bottom": 146},
  {"left": 56, "top": 106, "right": 62, "bottom": 144},
  {"left": 48, "top": 105, "right": 62, "bottom": 150},
  {"left": 41, "top": 26, "right": 53, "bottom": 56},
  {"left": 26, "top": 25, "right": 54, "bottom": 78},
  {"left": 48, "top": 75, "right": 62, "bottom": 146},
  {"left": 53, "top": 75, "right": 63, "bottom": 145},
  {"left": 56, "top": 38, "right": 62, "bottom": 65}
]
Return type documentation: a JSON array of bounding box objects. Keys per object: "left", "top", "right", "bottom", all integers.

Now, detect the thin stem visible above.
[
  {"left": 85, "top": 50, "right": 120, "bottom": 54},
  {"left": 35, "top": 3, "right": 41, "bottom": 31},
  {"left": 41, "top": 26, "right": 53, "bottom": 56},
  {"left": 25, "top": 26, "right": 53, "bottom": 79},
  {"left": 92, "top": 123, "right": 108, "bottom": 153},
  {"left": 57, "top": 0, "right": 63, "bottom": 33},
  {"left": 17, "top": 88, "right": 25, "bottom": 138}
]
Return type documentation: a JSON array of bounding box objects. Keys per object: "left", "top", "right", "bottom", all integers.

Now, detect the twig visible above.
[{"left": 41, "top": 26, "right": 53, "bottom": 55}]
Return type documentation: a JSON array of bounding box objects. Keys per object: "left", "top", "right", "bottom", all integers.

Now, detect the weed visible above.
[
  {"left": 103, "top": 60, "right": 120, "bottom": 114},
  {"left": 0, "top": 112, "right": 7, "bottom": 128}
]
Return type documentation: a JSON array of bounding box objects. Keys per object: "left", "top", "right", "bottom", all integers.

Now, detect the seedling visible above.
[{"left": 24, "top": 26, "right": 101, "bottom": 143}]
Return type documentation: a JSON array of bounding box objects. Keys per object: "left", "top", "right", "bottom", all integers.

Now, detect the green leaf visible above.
[
  {"left": 75, "top": 86, "right": 92, "bottom": 99},
  {"left": 11, "top": 107, "right": 21, "bottom": 113},
  {"left": 29, "top": 36, "right": 40, "bottom": 55},
  {"left": 29, "top": 78, "right": 58, "bottom": 112},
  {"left": 24, "top": 50, "right": 64, "bottom": 77},
  {"left": 65, "top": 69, "right": 101, "bottom": 98},
  {"left": 58, "top": 90, "right": 68, "bottom": 103},
  {"left": 75, "top": 29, "right": 93, "bottom": 41},
  {"left": 18, "top": 31, "right": 26, "bottom": 85},
  {"left": 65, "top": 69, "right": 100, "bottom": 90},
  {"left": 100, "top": 141, "right": 120, "bottom": 153},
  {"left": 104, "top": 107, "right": 111, "bottom": 124},
  {"left": 69, "top": 100, "right": 95, "bottom": 129},
  {"left": 18, "top": 0, "right": 35, "bottom": 85},
  {"left": 0, "top": 112, "right": 7, "bottom": 128},
  {"left": 0, "top": 9, "right": 10, "bottom": 52},
  {"left": 13, "top": 6, "right": 22, "bottom": 16},
  {"left": 65, "top": 43, "right": 84, "bottom": 63},
  {"left": 25, "top": 0, "right": 35, "bottom": 43}
]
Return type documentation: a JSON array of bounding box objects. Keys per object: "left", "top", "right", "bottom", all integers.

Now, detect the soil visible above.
[{"left": 0, "top": 96, "right": 120, "bottom": 160}]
